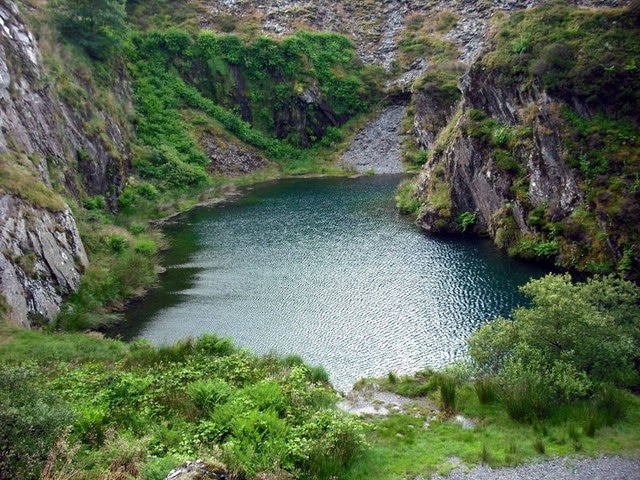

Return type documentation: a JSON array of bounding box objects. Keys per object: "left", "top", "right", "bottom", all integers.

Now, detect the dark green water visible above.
[{"left": 118, "top": 175, "right": 548, "bottom": 390}]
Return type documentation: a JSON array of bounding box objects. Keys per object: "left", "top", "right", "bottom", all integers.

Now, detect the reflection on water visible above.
[{"left": 116, "top": 175, "right": 548, "bottom": 390}]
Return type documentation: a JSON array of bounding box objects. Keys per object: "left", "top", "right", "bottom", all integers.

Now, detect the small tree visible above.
[
  {"left": 52, "top": 0, "right": 127, "bottom": 60},
  {"left": 469, "top": 274, "right": 640, "bottom": 417}
]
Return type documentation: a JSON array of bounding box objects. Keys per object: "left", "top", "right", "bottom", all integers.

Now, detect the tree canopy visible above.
[
  {"left": 52, "top": 0, "right": 127, "bottom": 60},
  {"left": 468, "top": 274, "right": 640, "bottom": 419}
]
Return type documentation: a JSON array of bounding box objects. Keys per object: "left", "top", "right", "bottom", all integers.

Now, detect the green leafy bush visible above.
[
  {"left": 288, "top": 410, "right": 366, "bottom": 478},
  {"left": 83, "top": 195, "right": 106, "bottom": 210},
  {"left": 395, "top": 180, "right": 422, "bottom": 216},
  {"left": 186, "top": 378, "right": 233, "bottom": 414},
  {"left": 0, "top": 366, "right": 73, "bottom": 480},
  {"left": 457, "top": 211, "right": 477, "bottom": 232},
  {"left": 107, "top": 233, "right": 129, "bottom": 252},
  {"left": 469, "top": 274, "right": 640, "bottom": 420},
  {"left": 51, "top": 0, "right": 127, "bottom": 60}
]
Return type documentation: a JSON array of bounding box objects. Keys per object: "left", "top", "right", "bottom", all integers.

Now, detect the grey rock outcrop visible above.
[
  {"left": 0, "top": 195, "right": 88, "bottom": 327},
  {"left": 0, "top": 0, "right": 131, "bottom": 203},
  {"left": 0, "top": 0, "right": 132, "bottom": 326},
  {"left": 340, "top": 105, "right": 406, "bottom": 174},
  {"left": 165, "top": 460, "right": 227, "bottom": 480},
  {"left": 202, "top": 134, "right": 268, "bottom": 176},
  {"left": 416, "top": 66, "right": 584, "bottom": 237},
  {"left": 198, "top": 0, "right": 625, "bottom": 68}
]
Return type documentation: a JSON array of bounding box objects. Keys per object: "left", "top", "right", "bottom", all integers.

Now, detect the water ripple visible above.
[{"left": 122, "top": 176, "right": 548, "bottom": 391}]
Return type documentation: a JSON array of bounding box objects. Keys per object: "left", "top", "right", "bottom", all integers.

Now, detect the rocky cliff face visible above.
[
  {"left": 0, "top": 0, "right": 131, "bottom": 326},
  {"left": 0, "top": 196, "right": 88, "bottom": 327},
  {"left": 197, "top": 0, "right": 623, "bottom": 67},
  {"left": 416, "top": 69, "right": 583, "bottom": 235},
  {"left": 413, "top": 1, "right": 639, "bottom": 275}
]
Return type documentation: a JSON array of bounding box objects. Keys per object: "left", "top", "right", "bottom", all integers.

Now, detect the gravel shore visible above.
[{"left": 429, "top": 455, "right": 640, "bottom": 480}]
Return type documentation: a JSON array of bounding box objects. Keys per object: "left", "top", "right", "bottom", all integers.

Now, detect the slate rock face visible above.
[
  {"left": 0, "top": 195, "right": 88, "bottom": 327},
  {"left": 0, "top": 0, "right": 130, "bottom": 326},
  {"left": 415, "top": 64, "right": 584, "bottom": 236},
  {"left": 165, "top": 460, "right": 228, "bottom": 480}
]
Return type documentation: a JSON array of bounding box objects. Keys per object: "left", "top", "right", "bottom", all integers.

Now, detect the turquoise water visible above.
[{"left": 117, "top": 175, "right": 547, "bottom": 390}]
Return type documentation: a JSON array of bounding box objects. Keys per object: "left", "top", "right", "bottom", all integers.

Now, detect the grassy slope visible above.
[
  {"left": 2, "top": 321, "right": 639, "bottom": 479},
  {"left": 347, "top": 383, "right": 640, "bottom": 479}
]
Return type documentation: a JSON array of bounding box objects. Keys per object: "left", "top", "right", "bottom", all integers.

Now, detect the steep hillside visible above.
[
  {"left": 0, "top": 0, "right": 132, "bottom": 326},
  {"left": 411, "top": 1, "right": 640, "bottom": 277}
]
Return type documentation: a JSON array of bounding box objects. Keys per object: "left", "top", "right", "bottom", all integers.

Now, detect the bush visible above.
[
  {"left": 288, "top": 410, "right": 366, "bottom": 478},
  {"left": 0, "top": 366, "right": 74, "bottom": 480},
  {"left": 107, "top": 233, "right": 129, "bottom": 252},
  {"left": 498, "top": 357, "right": 556, "bottom": 421},
  {"left": 438, "top": 374, "right": 457, "bottom": 413},
  {"left": 474, "top": 376, "right": 497, "bottom": 404},
  {"left": 133, "top": 239, "right": 158, "bottom": 257},
  {"left": 195, "top": 334, "right": 236, "bottom": 356},
  {"left": 52, "top": 0, "right": 127, "bottom": 60},
  {"left": 186, "top": 379, "right": 233, "bottom": 414},
  {"left": 583, "top": 386, "right": 628, "bottom": 435},
  {"left": 469, "top": 274, "right": 640, "bottom": 418},
  {"left": 457, "top": 211, "right": 477, "bottom": 232},
  {"left": 308, "top": 365, "right": 330, "bottom": 383},
  {"left": 84, "top": 195, "right": 106, "bottom": 210},
  {"left": 395, "top": 180, "right": 422, "bottom": 216}
]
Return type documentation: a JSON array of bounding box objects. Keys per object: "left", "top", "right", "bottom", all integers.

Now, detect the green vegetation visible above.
[
  {"left": 395, "top": 13, "right": 463, "bottom": 170},
  {"left": 55, "top": 210, "right": 164, "bottom": 331},
  {"left": 487, "top": 1, "right": 640, "bottom": 120},
  {"left": 461, "top": 108, "right": 529, "bottom": 175},
  {"left": 342, "top": 274, "right": 640, "bottom": 479},
  {"left": 0, "top": 325, "right": 365, "bottom": 480},
  {"left": 395, "top": 179, "right": 422, "bottom": 216},
  {"left": 4, "top": 1, "right": 640, "bottom": 478},
  {"left": 51, "top": 0, "right": 127, "bottom": 60},
  {"left": 456, "top": 211, "right": 477, "bottom": 232},
  {"left": 410, "top": 2, "right": 640, "bottom": 275},
  {"left": 0, "top": 155, "right": 67, "bottom": 212},
  {"left": 469, "top": 274, "right": 640, "bottom": 420},
  {"left": 126, "top": 28, "right": 383, "bottom": 189}
]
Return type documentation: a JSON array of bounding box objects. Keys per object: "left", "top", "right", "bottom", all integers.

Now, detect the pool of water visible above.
[{"left": 115, "top": 175, "right": 548, "bottom": 390}]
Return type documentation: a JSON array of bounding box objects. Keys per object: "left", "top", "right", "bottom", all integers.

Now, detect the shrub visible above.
[
  {"left": 186, "top": 379, "right": 233, "bottom": 414},
  {"left": 308, "top": 365, "right": 330, "bottom": 383},
  {"left": 395, "top": 180, "right": 422, "bottom": 216},
  {"left": 457, "top": 211, "right": 477, "bottom": 232},
  {"left": 84, "top": 195, "right": 106, "bottom": 210},
  {"left": 474, "top": 376, "right": 497, "bottom": 404},
  {"left": 583, "top": 386, "right": 628, "bottom": 435},
  {"left": 133, "top": 239, "right": 158, "bottom": 257},
  {"left": 412, "top": 149, "right": 429, "bottom": 166},
  {"left": 533, "top": 438, "right": 545, "bottom": 454},
  {"left": 438, "top": 374, "right": 457, "bottom": 413},
  {"left": 288, "top": 410, "right": 366, "bottom": 478},
  {"left": 469, "top": 274, "right": 640, "bottom": 419},
  {"left": 52, "top": 0, "right": 127, "bottom": 60},
  {"left": 107, "top": 233, "right": 129, "bottom": 252},
  {"left": 0, "top": 366, "right": 74, "bottom": 480},
  {"left": 498, "top": 359, "right": 555, "bottom": 421},
  {"left": 195, "top": 334, "right": 236, "bottom": 356}
]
